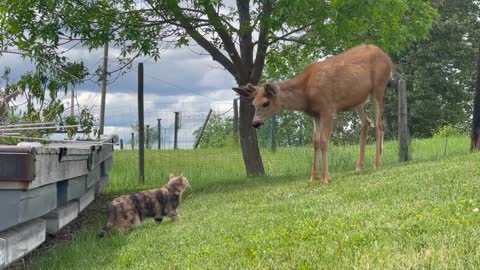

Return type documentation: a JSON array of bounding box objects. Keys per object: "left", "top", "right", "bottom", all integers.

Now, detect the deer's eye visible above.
[{"left": 262, "top": 101, "right": 270, "bottom": 108}]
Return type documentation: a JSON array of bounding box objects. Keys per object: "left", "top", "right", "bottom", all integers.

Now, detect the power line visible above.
[{"left": 143, "top": 72, "right": 224, "bottom": 101}]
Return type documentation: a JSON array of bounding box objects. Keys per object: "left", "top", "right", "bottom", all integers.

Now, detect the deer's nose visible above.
[{"left": 252, "top": 121, "right": 263, "bottom": 128}]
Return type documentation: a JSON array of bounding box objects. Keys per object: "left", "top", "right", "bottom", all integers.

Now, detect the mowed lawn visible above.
[{"left": 32, "top": 136, "right": 480, "bottom": 269}]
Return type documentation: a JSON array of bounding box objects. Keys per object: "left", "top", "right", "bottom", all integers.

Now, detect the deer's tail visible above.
[{"left": 386, "top": 64, "right": 396, "bottom": 89}]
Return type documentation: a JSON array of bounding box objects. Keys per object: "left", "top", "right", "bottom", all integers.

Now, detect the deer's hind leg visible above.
[
  {"left": 356, "top": 104, "right": 372, "bottom": 172},
  {"left": 372, "top": 88, "right": 386, "bottom": 170},
  {"left": 319, "top": 115, "right": 333, "bottom": 184}
]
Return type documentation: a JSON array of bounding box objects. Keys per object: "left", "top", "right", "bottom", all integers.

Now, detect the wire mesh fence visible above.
[{"left": 108, "top": 97, "right": 472, "bottom": 191}]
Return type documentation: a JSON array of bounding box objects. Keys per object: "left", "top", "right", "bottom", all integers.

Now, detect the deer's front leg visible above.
[
  {"left": 310, "top": 117, "right": 321, "bottom": 183},
  {"left": 319, "top": 115, "right": 333, "bottom": 184}
]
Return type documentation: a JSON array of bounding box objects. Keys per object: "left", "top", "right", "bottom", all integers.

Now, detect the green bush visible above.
[{"left": 433, "top": 125, "right": 467, "bottom": 138}]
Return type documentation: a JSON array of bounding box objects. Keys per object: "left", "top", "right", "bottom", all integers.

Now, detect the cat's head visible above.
[{"left": 167, "top": 173, "right": 190, "bottom": 192}]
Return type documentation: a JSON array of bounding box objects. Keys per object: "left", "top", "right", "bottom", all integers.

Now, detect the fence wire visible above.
[{"left": 108, "top": 99, "right": 471, "bottom": 189}]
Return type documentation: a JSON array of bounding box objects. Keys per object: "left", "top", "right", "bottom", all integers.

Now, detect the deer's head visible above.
[{"left": 232, "top": 83, "right": 281, "bottom": 128}]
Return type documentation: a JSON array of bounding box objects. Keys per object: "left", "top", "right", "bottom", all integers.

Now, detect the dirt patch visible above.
[{"left": 6, "top": 194, "right": 112, "bottom": 270}]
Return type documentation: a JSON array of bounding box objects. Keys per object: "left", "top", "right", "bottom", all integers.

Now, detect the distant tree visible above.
[
  {"left": 193, "top": 115, "right": 234, "bottom": 148},
  {"left": 390, "top": 0, "right": 480, "bottom": 138},
  {"left": 130, "top": 121, "right": 158, "bottom": 149}
]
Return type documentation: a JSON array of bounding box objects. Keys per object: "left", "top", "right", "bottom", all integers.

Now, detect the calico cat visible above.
[{"left": 98, "top": 173, "right": 189, "bottom": 237}]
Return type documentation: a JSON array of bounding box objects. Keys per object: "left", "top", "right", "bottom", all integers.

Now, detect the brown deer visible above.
[{"left": 233, "top": 44, "right": 393, "bottom": 184}]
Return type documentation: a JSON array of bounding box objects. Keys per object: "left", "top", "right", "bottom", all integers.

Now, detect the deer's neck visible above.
[{"left": 277, "top": 74, "right": 309, "bottom": 112}]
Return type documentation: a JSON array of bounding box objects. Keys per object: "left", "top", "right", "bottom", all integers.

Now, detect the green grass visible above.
[
  {"left": 108, "top": 136, "right": 470, "bottom": 194},
  {"left": 32, "top": 136, "right": 480, "bottom": 269}
]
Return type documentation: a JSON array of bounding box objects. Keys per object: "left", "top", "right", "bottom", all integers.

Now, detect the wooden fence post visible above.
[{"left": 398, "top": 79, "right": 410, "bottom": 161}]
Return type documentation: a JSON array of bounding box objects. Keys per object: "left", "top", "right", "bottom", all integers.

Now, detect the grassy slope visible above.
[{"left": 33, "top": 137, "right": 480, "bottom": 269}]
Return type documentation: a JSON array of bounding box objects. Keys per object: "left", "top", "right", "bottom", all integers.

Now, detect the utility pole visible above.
[
  {"left": 99, "top": 42, "right": 109, "bottom": 137},
  {"left": 70, "top": 87, "right": 75, "bottom": 117}
]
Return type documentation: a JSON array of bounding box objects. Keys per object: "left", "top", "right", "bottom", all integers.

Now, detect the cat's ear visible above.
[
  {"left": 179, "top": 172, "right": 184, "bottom": 178},
  {"left": 169, "top": 173, "right": 175, "bottom": 180}
]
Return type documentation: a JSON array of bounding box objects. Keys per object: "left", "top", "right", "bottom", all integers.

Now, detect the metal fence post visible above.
[
  {"left": 174, "top": 112, "right": 179, "bottom": 149},
  {"left": 194, "top": 109, "right": 213, "bottom": 149},
  {"left": 146, "top": 124, "right": 150, "bottom": 149},
  {"left": 131, "top": 133, "right": 134, "bottom": 150},
  {"left": 157, "top": 118, "right": 161, "bottom": 150},
  {"left": 233, "top": 99, "right": 239, "bottom": 144},
  {"left": 138, "top": 63, "right": 145, "bottom": 183},
  {"left": 271, "top": 115, "right": 277, "bottom": 152}
]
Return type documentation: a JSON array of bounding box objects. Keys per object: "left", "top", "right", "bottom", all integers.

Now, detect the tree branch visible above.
[
  {"left": 250, "top": 0, "right": 273, "bottom": 84},
  {"left": 107, "top": 51, "right": 142, "bottom": 76},
  {"left": 146, "top": 0, "right": 237, "bottom": 77},
  {"left": 3, "top": 89, "right": 23, "bottom": 103},
  {"left": 277, "top": 37, "right": 310, "bottom": 45},
  {"left": 201, "top": 1, "right": 247, "bottom": 81},
  {"left": 266, "top": 22, "right": 316, "bottom": 46},
  {"left": 237, "top": 0, "right": 254, "bottom": 70}
]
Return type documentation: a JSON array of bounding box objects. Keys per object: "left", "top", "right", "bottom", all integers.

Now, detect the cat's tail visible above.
[{"left": 98, "top": 205, "right": 116, "bottom": 238}]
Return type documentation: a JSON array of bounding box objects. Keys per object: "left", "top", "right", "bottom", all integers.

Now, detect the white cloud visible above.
[{"left": 1, "top": 30, "right": 241, "bottom": 149}]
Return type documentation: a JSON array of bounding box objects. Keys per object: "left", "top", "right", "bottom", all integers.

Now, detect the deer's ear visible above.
[
  {"left": 232, "top": 87, "right": 249, "bottom": 97},
  {"left": 232, "top": 84, "right": 257, "bottom": 98},
  {"left": 264, "top": 83, "right": 279, "bottom": 97},
  {"left": 246, "top": 83, "right": 257, "bottom": 92}
]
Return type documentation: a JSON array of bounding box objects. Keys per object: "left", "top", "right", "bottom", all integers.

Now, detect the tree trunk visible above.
[
  {"left": 471, "top": 44, "right": 480, "bottom": 151},
  {"left": 239, "top": 98, "right": 265, "bottom": 176}
]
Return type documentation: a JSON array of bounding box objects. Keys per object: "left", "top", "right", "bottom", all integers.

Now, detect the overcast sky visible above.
[{"left": 1, "top": 43, "right": 239, "bottom": 147}]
